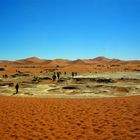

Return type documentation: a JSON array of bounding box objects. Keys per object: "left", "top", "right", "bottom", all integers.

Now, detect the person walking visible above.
[
  {"left": 15, "top": 83, "right": 19, "bottom": 94},
  {"left": 57, "top": 72, "right": 60, "bottom": 80},
  {"left": 72, "top": 72, "right": 75, "bottom": 78},
  {"left": 52, "top": 73, "right": 56, "bottom": 81}
]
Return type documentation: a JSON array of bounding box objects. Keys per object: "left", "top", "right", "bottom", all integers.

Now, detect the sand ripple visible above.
[{"left": 0, "top": 96, "right": 140, "bottom": 140}]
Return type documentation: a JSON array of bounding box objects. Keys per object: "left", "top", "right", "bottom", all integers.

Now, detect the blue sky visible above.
[{"left": 0, "top": 0, "right": 140, "bottom": 60}]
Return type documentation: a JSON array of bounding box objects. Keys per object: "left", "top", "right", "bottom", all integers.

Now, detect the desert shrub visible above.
[
  {"left": 0, "top": 68, "right": 5, "bottom": 71},
  {"left": 62, "top": 86, "right": 78, "bottom": 90},
  {"left": 96, "top": 78, "right": 114, "bottom": 83},
  {"left": 57, "top": 79, "right": 65, "bottom": 83},
  {"left": 111, "top": 64, "right": 120, "bottom": 67},
  {"left": 40, "top": 77, "right": 52, "bottom": 80}
]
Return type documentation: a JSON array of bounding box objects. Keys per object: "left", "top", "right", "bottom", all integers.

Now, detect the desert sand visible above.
[
  {"left": 0, "top": 57, "right": 140, "bottom": 140},
  {"left": 0, "top": 95, "right": 140, "bottom": 140}
]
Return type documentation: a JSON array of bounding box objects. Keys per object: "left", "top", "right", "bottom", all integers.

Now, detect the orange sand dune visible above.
[
  {"left": 0, "top": 96, "right": 140, "bottom": 140},
  {"left": 0, "top": 56, "right": 140, "bottom": 76}
]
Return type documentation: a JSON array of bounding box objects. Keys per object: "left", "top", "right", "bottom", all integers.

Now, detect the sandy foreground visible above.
[{"left": 0, "top": 96, "right": 140, "bottom": 140}]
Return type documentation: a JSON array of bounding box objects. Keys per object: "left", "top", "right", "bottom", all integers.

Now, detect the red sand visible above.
[{"left": 0, "top": 96, "right": 140, "bottom": 140}]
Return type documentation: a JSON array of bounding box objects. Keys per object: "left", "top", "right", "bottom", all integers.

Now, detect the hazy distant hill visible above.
[
  {"left": 0, "top": 56, "right": 140, "bottom": 67},
  {"left": 15, "top": 57, "right": 50, "bottom": 64}
]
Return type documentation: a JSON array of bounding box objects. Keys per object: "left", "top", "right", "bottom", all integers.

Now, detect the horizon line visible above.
[{"left": 0, "top": 56, "right": 140, "bottom": 61}]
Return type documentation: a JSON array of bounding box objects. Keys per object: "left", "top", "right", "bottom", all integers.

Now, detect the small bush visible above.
[
  {"left": 0, "top": 68, "right": 5, "bottom": 71},
  {"left": 62, "top": 86, "right": 78, "bottom": 90}
]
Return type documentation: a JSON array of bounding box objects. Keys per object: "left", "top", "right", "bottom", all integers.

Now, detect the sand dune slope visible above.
[{"left": 0, "top": 96, "right": 140, "bottom": 140}]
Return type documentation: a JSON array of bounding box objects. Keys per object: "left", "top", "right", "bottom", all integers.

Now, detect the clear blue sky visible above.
[{"left": 0, "top": 0, "right": 140, "bottom": 60}]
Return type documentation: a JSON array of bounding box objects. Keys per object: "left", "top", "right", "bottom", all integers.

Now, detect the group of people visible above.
[
  {"left": 3, "top": 74, "right": 8, "bottom": 78},
  {"left": 52, "top": 72, "right": 61, "bottom": 81},
  {"left": 72, "top": 72, "right": 78, "bottom": 77},
  {"left": 1, "top": 71, "right": 78, "bottom": 94},
  {"left": 52, "top": 71, "right": 78, "bottom": 81}
]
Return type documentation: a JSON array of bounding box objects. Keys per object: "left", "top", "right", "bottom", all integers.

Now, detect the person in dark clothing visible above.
[
  {"left": 15, "top": 83, "right": 19, "bottom": 94},
  {"left": 57, "top": 72, "right": 60, "bottom": 80},
  {"left": 52, "top": 74, "right": 56, "bottom": 81},
  {"left": 5, "top": 74, "right": 8, "bottom": 78},
  {"left": 72, "top": 72, "right": 75, "bottom": 78}
]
